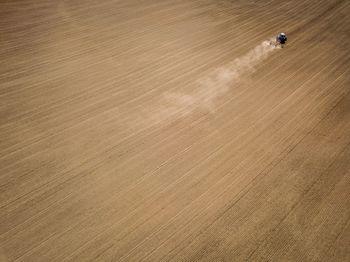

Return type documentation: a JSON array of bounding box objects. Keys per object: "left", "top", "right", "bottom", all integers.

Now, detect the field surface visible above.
[{"left": 1, "top": 0, "right": 349, "bottom": 261}]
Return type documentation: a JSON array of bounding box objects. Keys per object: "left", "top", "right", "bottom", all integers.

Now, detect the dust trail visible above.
[{"left": 155, "top": 38, "right": 279, "bottom": 121}]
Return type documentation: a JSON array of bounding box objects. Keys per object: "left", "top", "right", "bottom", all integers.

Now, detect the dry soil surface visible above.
[{"left": 1, "top": 0, "right": 349, "bottom": 261}]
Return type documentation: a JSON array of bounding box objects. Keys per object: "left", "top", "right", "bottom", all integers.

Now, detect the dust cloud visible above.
[{"left": 155, "top": 39, "right": 278, "bottom": 121}]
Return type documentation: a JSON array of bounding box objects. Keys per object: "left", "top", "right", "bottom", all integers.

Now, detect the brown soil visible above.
[{"left": 1, "top": 0, "right": 349, "bottom": 261}]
